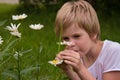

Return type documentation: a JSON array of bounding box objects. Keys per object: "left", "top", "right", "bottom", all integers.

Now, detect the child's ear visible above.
[{"left": 91, "top": 34, "right": 97, "bottom": 42}]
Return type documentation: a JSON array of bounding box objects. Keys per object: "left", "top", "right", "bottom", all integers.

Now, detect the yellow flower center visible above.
[{"left": 52, "top": 60, "right": 59, "bottom": 64}]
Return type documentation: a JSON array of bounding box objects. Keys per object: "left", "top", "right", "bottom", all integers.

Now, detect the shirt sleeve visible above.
[{"left": 103, "top": 45, "right": 120, "bottom": 73}]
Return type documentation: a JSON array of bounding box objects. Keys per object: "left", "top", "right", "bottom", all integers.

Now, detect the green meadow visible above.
[{"left": 0, "top": 3, "right": 120, "bottom": 80}]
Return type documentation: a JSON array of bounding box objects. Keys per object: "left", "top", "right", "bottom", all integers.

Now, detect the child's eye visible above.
[
  {"left": 62, "top": 37, "right": 69, "bottom": 41},
  {"left": 73, "top": 35, "right": 80, "bottom": 39}
]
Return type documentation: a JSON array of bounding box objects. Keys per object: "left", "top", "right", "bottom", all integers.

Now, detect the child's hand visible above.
[{"left": 56, "top": 50, "right": 82, "bottom": 72}]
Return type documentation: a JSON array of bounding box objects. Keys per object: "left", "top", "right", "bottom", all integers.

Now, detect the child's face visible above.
[{"left": 61, "top": 24, "right": 96, "bottom": 57}]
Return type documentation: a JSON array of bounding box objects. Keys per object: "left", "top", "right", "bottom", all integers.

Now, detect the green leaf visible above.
[
  {"left": 0, "top": 38, "right": 18, "bottom": 59},
  {"left": 20, "top": 66, "right": 39, "bottom": 74},
  {"left": 0, "top": 56, "right": 12, "bottom": 67},
  {"left": 2, "top": 70, "right": 18, "bottom": 80},
  {"left": 19, "top": 49, "right": 32, "bottom": 55},
  {"left": 2, "top": 38, "right": 18, "bottom": 53},
  {"left": 39, "top": 45, "right": 43, "bottom": 53},
  {"left": 0, "top": 20, "right": 7, "bottom": 26}
]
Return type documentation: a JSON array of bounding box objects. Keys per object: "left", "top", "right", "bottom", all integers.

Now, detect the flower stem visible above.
[
  {"left": 18, "top": 52, "right": 21, "bottom": 80},
  {"left": 36, "top": 45, "right": 42, "bottom": 80},
  {"left": 57, "top": 25, "right": 63, "bottom": 52}
]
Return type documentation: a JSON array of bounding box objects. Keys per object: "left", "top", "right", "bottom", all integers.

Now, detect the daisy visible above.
[
  {"left": 48, "top": 59, "right": 63, "bottom": 66},
  {"left": 6, "top": 23, "right": 21, "bottom": 32},
  {"left": 6, "top": 23, "right": 21, "bottom": 38},
  {"left": 13, "top": 51, "right": 23, "bottom": 60},
  {"left": 12, "top": 13, "right": 27, "bottom": 20},
  {"left": 29, "top": 24, "right": 44, "bottom": 30}
]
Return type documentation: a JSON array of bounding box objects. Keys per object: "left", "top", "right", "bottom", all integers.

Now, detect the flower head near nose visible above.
[
  {"left": 57, "top": 41, "right": 73, "bottom": 46},
  {"left": 48, "top": 59, "right": 63, "bottom": 66}
]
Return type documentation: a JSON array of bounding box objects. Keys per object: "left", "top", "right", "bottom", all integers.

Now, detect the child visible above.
[{"left": 55, "top": 0, "right": 120, "bottom": 80}]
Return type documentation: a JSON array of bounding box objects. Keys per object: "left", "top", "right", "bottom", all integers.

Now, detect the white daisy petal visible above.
[
  {"left": 16, "top": 23, "right": 21, "bottom": 28},
  {"left": 10, "top": 31, "right": 21, "bottom": 38},
  {"left": 12, "top": 15, "right": 19, "bottom": 20},
  {"left": 6, "top": 26, "right": 13, "bottom": 31}
]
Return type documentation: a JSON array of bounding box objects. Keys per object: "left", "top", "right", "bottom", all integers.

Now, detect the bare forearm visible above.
[
  {"left": 63, "top": 69, "right": 81, "bottom": 80},
  {"left": 77, "top": 66, "right": 96, "bottom": 80}
]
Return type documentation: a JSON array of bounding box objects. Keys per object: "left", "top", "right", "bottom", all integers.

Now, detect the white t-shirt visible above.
[{"left": 88, "top": 40, "right": 120, "bottom": 80}]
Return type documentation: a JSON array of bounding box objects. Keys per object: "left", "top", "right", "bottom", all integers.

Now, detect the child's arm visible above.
[{"left": 63, "top": 68, "right": 81, "bottom": 80}]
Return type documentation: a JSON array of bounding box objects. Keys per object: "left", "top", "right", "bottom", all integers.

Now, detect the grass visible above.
[
  {"left": 0, "top": 3, "right": 66, "bottom": 80},
  {"left": 0, "top": 3, "right": 120, "bottom": 80},
  {"left": 98, "top": 11, "right": 120, "bottom": 42}
]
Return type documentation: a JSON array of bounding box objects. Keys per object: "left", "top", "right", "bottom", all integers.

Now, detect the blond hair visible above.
[{"left": 55, "top": 0, "right": 100, "bottom": 40}]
